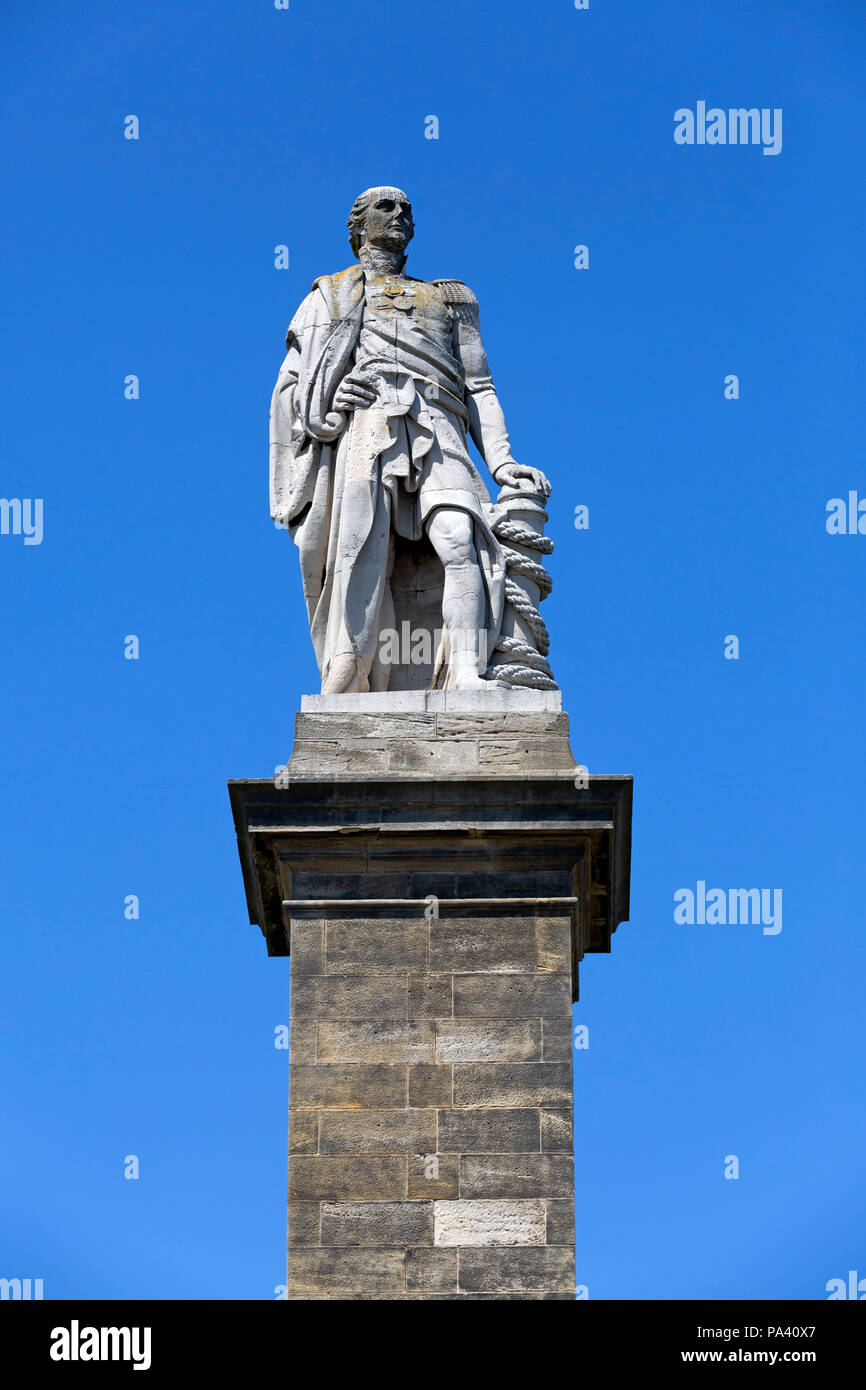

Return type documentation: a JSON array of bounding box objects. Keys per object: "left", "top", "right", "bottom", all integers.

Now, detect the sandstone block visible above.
[{"left": 434, "top": 1199, "right": 545, "bottom": 1247}]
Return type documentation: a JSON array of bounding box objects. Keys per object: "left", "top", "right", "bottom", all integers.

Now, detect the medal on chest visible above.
[{"left": 367, "top": 276, "right": 416, "bottom": 313}]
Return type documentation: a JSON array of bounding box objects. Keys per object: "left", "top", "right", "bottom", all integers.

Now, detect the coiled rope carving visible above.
[
  {"left": 493, "top": 517, "right": 555, "bottom": 556},
  {"left": 486, "top": 510, "right": 557, "bottom": 689}
]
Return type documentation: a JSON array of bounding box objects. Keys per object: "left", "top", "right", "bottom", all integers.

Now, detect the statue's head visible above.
[{"left": 347, "top": 186, "right": 414, "bottom": 259}]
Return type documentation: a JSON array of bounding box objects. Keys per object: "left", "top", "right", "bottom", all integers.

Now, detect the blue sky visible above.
[{"left": 1, "top": 0, "right": 864, "bottom": 1299}]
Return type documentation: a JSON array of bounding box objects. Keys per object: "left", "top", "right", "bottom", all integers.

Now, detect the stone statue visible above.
[{"left": 270, "top": 186, "right": 557, "bottom": 693}]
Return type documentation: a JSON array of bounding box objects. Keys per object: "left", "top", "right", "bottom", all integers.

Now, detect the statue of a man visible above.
[{"left": 270, "top": 186, "right": 549, "bottom": 692}]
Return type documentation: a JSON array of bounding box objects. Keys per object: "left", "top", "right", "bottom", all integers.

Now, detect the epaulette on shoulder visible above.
[
  {"left": 433, "top": 279, "right": 478, "bottom": 306},
  {"left": 311, "top": 265, "right": 359, "bottom": 293}
]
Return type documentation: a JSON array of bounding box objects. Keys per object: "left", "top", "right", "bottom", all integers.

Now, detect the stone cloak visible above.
[{"left": 269, "top": 265, "right": 505, "bottom": 691}]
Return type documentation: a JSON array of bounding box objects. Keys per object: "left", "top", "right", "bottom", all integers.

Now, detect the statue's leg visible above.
[
  {"left": 322, "top": 650, "right": 365, "bottom": 694},
  {"left": 425, "top": 506, "right": 488, "bottom": 691},
  {"left": 368, "top": 534, "right": 396, "bottom": 693}
]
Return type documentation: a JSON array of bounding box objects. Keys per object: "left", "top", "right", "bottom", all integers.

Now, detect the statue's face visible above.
[{"left": 361, "top": 191, "right": 414, "bottom": 253}]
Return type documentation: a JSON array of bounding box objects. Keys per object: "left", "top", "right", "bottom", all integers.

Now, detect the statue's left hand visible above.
[{"left": 494, "top": 463, "right": 551, "bottom": 499}]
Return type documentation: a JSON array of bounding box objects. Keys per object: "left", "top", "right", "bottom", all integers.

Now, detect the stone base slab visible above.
[{"left": 300, "top": 689, "right": 562, "bottom": 714}]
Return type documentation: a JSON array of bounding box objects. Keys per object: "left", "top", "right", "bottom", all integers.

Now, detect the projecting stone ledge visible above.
[
  {"left": 230, "top": 707, "right": 632, "bottom": 980},
  {"left": 230, "top": 714, "right": 631, "bottom": 977}
]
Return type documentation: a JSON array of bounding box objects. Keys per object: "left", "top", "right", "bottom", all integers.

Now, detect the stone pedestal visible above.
[{"left": 229, "top": 690, "right": 631, "bottom": 1300}]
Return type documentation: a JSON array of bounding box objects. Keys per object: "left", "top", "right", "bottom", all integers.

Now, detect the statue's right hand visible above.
[{"left": 332, "top": 374, "right": 378, "bottom": 413}]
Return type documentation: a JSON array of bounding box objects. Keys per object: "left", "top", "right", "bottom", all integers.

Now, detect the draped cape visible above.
[{"left": 269, "top": 264, "right": 504, "bottom": 691}]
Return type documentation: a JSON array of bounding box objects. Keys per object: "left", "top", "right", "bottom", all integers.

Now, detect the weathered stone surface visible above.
[
  {"left": 280, "top": 889, "right": 576, "bottom": 1296},
  {"left": 286, "top": 1290, "right": 576, "bottom": 1300},
  {"left": 458, "top": 1247, "right": 576, "bottom": 1293},
  {"left": 435, "top": 1019, "right": 541, "bottom": 1062},
  {"left": 287, "top": 1249, "right": 406, "bottom": 1295},
  {"left": 317, "top": 1020, "right": 435, "bottom": 1063},
  {"left": 541, "top": 1015, "right": 573, "bottom": 1062},
  {"left": 289, "top": 921, "right": 324, "bottom": 974},
  {"left": 536, "top": 919, "right": 571, "bottom": 973},
  {"left": 450, "top": 870, "right": 570, "bottom": 898},
  {"left": 406, "top": 1247, "right": 459, "bottom": 1292},
  {"left": 429, "top": 920, "right": 537, "bottom": 974},
  {"left": 408, "top": 1062, "right": 452, "bottom": 1108},
  {"left": 320, "top": 1201, "right": 433, "bottom": 1247},
  {"left": 290, "top": 1063, "right": 406, "bottom": 1109},
  {"left": 286, "top": 1201, "right": 321, "bottom": 1246},
  {"left": 288, "top": 1019, "right": 316, "bottom": 1061},
  {"left": 325, "top": 920, "right": 427, "bottom": 975},
  {"left": 408, "top": 1153, "right": 458, "bottom": 1199},
  {"left": 545, "top": 1198, "right": 576, "bottom": 1245},
  {"left": 296, "top": 872, "right": 410, "bottom": 900},
  {"left": 291, "top": 975, "right": 408, "bottom": 1020},
  {"left": 541, "top": 1107, "right": 574, "bottom": 1153},
  {"left": 408, "top": 972, "right": 452, "bottom": 1018},
  {"left": 289, "top": 1155, "right": 407, "bottom": 1202},
  {"left": 419, "top": 1292, "right": 576, "bottom": 1301},
  {"left": 435, "top": 712, "right": 568, "bottom": 739},
  {"left": 437, "top": 1107, "right": 541, "bottom": 1153},
  {"left": 286, "top": 1289, "right": 575, "bottom": 1300},
  {"left": 453, "top": 973, "right": 572, "bottom": 1018},
  {"left": 434, "top": 1200, "right": 545, "bottom": 1247},
  {"left": 318, "top": 1109, "right": 436, "bottom": 1155},
  {"left": 460, "top": 1154, "right": 574, "bottom": 1199},
  {"left": 290, "top": 741, "right": 389, "bottom": 772},
  {"left": 387, "top": 739, "right": 443, "bottom": 773},
  {"left": 288, "top": 1109, "right": 318, "bottom": 1155},
  {"left": 453, "top": 1062, "right": 572, "bottom": 1109},
  {"left": 295, "top": 713, "right": 437, "bottom": 741},
  {"left": 478, "top": 737, "right": 573, "bottom": 769}
]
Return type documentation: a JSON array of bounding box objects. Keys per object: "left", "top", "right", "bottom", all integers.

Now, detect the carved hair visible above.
[{"left": 347, "top": 186, "right": 413, "bottom": 258}]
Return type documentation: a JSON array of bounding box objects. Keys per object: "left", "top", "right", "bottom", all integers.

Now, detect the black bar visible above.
[{"left": 1, "top": 1298, "right": 859, "bottom": 1374}]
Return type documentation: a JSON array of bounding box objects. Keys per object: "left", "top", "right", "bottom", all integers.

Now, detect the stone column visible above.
[{"left": 229, "top": 690, "right": 631, "bottom": 1301}]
